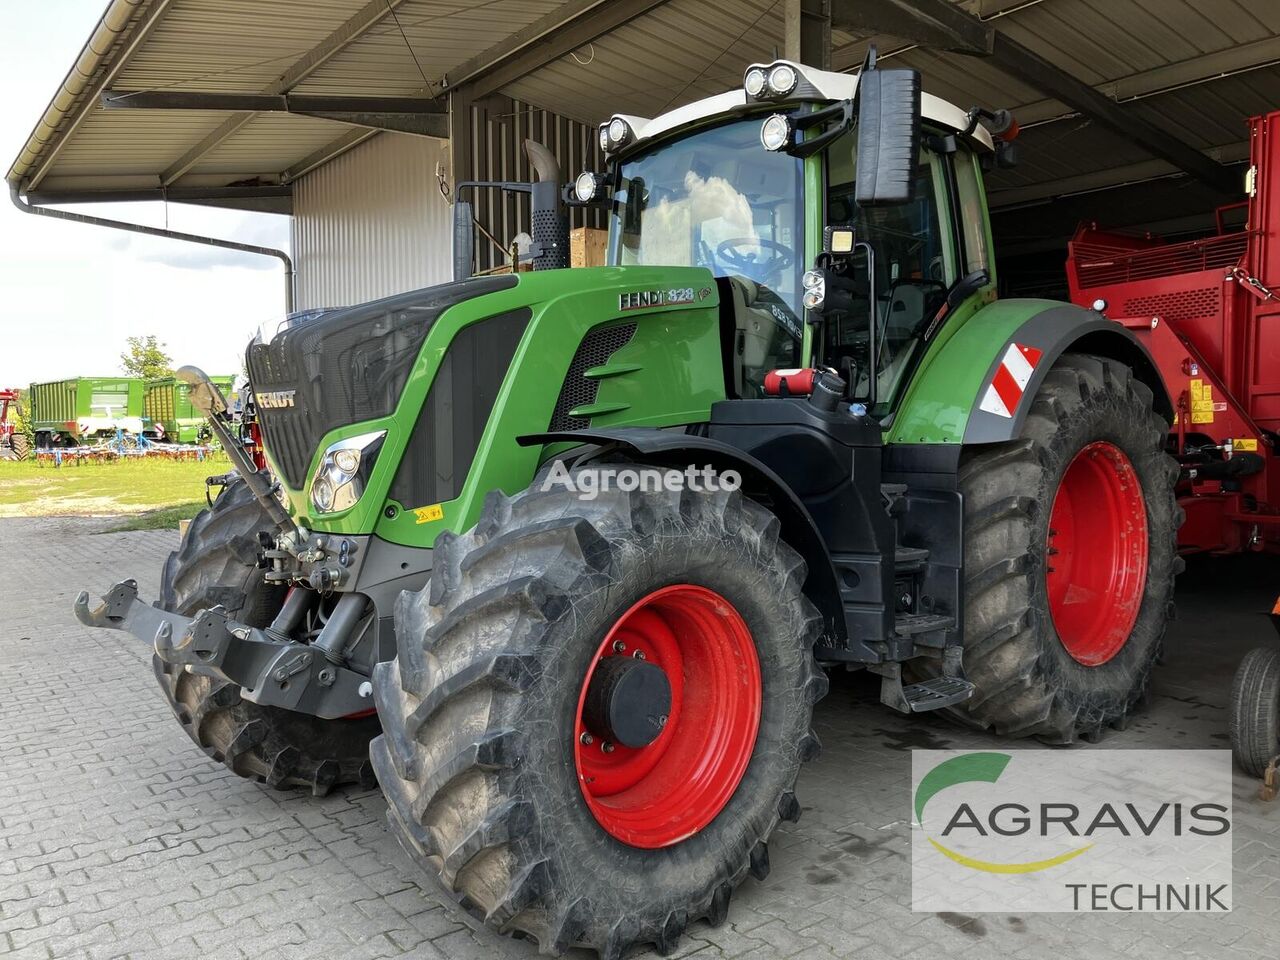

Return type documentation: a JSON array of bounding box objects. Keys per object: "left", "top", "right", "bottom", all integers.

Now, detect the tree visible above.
[{"left": 121, "top": 335, "right": 174, "bottom": 379}]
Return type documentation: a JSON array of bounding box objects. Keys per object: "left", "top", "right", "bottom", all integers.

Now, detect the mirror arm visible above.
[{"left": 780, "top": 101, "right": 856, "bottom": 159}]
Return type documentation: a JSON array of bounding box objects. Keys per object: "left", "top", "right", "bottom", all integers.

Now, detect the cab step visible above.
[
  {"left": 893, "top": 612, "right": 953, "bottom": 637},
  {"left": 894, "top": 545, "right": 930, "bottom": 572},
  {"left": 901, "top": 676, "right": 975, "bottom": 712}
]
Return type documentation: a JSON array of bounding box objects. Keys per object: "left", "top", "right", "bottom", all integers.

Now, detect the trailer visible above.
[
  {"left": 1067, "top": 108, "right": 1280, "bottom": 555},
  {"left": 28, "top": 377, "right": 145, "bottom": 447},
  {"left": 143, "top": 376, "right": 235, "bottom": 443}
]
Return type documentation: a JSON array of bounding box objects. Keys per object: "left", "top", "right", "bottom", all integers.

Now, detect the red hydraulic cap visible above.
[{"left": 764, "top": 368, "right": 816, "bottom": 397}]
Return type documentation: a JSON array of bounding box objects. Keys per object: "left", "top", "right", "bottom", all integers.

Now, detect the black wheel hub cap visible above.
[{"left": 582, "top": 656, "right": 672, "bottom": 749}]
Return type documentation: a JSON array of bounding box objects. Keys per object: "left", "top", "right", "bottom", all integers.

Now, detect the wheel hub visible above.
[
  {"left": 573, "top": 584, "right": 761, "bottom": 849},
  {"left": 582, "top": 655, "right": 672, "bottom": 749}
]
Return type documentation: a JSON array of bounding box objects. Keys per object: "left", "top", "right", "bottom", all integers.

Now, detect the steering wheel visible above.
[{"left": 716, "top": 237, "right": 794, "bottom": 284}]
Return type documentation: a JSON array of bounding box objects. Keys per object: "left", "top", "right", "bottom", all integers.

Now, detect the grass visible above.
[{"left": 0, "top": 454, "right": 230, "bottom": 522}]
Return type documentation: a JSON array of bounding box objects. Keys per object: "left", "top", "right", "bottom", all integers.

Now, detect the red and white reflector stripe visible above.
[{"left": 978, "top": 343, "right": 1043, "bottom": 418}]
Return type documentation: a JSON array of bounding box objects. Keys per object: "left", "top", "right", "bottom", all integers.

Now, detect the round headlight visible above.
[
  {"left": 333, "top": 448, "right": 360, "bottom": 475},
  {"left": 768, "top": 63, "right": 798, "bottom": 96},
  {"left": 803, "top": 288, "right": 825, "bottom": 311},
  {"left": 312, "top": 476, "right": 334, "bottom": 512},
  {"left": 802, "top": 269, "right": 824, "bottom": 291},
  {"left": 599, "top": 125, "right": 610, "bottom": 152},
  {"left": 608, "top": 118, "right": 628, "bottom": 144},
  {"left": 744, "top": 67, "right": 767, "bottom": 97},
  {"left": 574, "top": 171, "right": 600, "bottom": 203},
  {"left": 760, "top": 114, "right": 792, "bottom": 152}
]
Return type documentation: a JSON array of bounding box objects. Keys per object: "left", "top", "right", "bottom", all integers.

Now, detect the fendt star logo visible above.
[{"left": 914, "top": 752, "right": 1094, "bottom": 874}]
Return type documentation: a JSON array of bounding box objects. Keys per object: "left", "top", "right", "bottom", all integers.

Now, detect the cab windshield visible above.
[{"left": 609, "top": 119, "right": 805, "bottom": 327}]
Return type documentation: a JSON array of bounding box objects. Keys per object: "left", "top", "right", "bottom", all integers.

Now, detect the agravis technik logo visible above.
[{"left": 911, "top": 750, "right": 1232, "bottom": 913}]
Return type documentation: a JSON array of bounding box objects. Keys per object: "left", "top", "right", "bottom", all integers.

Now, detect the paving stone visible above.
[{"left": 1, "top": 516, "right": 1276, "bottom": 960}]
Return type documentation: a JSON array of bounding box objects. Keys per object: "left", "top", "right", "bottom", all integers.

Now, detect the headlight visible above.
[
  {"left": 768, "top": 63, "right": 798, "bottom": 96},
  {"left": 760, "top": 114, "right": 792, "bottom": 152},
  {"left": 599, "top": 124, "right": 610, "bottom": 152},
  {"left": 744, "top": 66, "right": 767, "bottom": 98},
  {"left": 309, "top": 430, "right": 385, "bottom": 515}
]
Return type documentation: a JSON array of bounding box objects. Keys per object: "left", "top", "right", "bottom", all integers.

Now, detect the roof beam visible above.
[
  {"left": 988, "top": 140, "right": 1251, "bottom": 209},
  {"left": 827, "top": 0, "right": 1238, "bottom": 196},
  {"left": 446, "top": 0, "right": 673, "bottom": 100},
  {"left": 102, "top": 91, "right": 448, "bottom": 113},
  {"left": 24, "top": 184, "right": 291, "bottom": 205},
  {"left": 100, "top": 90, "right": 448, "bottom": 135},
  {"left": 829, "top": 0, "right": 992, "bottom": 55},
  {"left": 159, "top": 0, "right": 412, "bottom": 187},
  {"left": 282, "top": 128, "right": 378, "bottom": 183},
  {"left": 1013, "top": 35, "right": 1280, "bottom": 127}
]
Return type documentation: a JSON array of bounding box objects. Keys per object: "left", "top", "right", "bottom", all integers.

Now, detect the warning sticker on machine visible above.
[
  {"left": 414, "top": 504, "right": 444, "bottom": 524},
  {"left": 1234, "top": 438, "right": 1259, "bottom": 451},
  {"left": 1190, "top": 379, "right": 1215, "bottom": 424}
]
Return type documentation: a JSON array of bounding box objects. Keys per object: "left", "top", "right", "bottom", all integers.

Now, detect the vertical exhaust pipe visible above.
[{"left": 524, "top": 140, "right": 568, "bottom": 271}]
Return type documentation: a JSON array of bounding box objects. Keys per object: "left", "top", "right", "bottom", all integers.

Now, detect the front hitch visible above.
[{"left": 73, "top": 580, "right": 373, "bottom": 719}]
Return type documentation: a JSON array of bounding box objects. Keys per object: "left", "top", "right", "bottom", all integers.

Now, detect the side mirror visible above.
[
  {"left": 854, "top": 67, "right": 921, "bottom": 207},
  {"left": 453, "top": 199, "right": 475, "bottom": 282}
]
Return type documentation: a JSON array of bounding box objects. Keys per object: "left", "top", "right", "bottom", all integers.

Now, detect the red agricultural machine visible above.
[
  {"left": 1067, "top": 108, "right": 1280, "bottom": 783},
  {"left": 0, "top": 388, "right": 28, "bottom": 461},
  {"left": 1067, "top": 110, "right": 1280, "bottom": 556}
]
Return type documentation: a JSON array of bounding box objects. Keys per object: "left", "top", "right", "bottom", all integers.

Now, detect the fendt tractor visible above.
[{"left": 76, "top": 54, "right": 1181, "bottom": 957}]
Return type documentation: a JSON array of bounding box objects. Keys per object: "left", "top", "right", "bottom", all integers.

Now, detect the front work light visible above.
[
  {"left": 768, "top": 63, "right": 798, "bottom": 96},
  {"left": 744, "top": 67, "right": 767, "bottom": 97},
  {"left": 309, "top": 430, "right": 386, "bottom": 515},
  {"left": 608, "top": 117, "right": 631, "bottom": 145},
  {"left": 574, "top": 171, "right": 607, "bottom": 203},
  {"left": 760, "top": 114, "right": 792, "bottom": 152}
]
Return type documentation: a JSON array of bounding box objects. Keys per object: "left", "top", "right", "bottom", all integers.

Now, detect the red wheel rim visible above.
[
  {"left": 1046, "top": 441, "right": 1148, "bottom": 666},
  {"left": 574, "top": 584, "right": 761, "bottom": 848}
]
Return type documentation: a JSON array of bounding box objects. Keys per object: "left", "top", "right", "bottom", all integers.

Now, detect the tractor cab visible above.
[{"left": 586, "top": 56, "right": 1008, "bottom": 412}]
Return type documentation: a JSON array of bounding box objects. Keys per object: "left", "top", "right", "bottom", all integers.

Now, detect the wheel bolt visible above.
[
  {"left": 613, "top": 640, "right": 626, "bottom": 653},
  {"left": 633, "top": 650, "right": 645, "bottom": 660},
  {"left": 601, "top": 741, "right": 615, "bottom": 753},
  {"left": 659, "top": 715, "right": 668, "bottom": 727},
  {"left": 580, "top": 732, "right": 593, "bottom": 745}
]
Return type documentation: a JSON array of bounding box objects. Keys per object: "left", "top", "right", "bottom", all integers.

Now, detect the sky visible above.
[{"left": 0, "top": 0, "right": 292, "bottom": 387}]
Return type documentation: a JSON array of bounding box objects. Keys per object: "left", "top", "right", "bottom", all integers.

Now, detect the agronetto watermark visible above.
[
  {"left": 539, "top": 461, "right": 741, "bottom": 501},
  {"left": 911, "top": 750, "right": 1232, "bottom": 913}
]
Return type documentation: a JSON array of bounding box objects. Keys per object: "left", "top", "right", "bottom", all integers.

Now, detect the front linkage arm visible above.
[{"left": 73, "top": 580, "right": 372, "bottom": 719}]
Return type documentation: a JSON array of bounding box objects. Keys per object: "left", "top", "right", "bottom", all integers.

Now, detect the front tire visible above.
[
  {"left": 954, "top": 353, "right": 1180, "bottom": 742},
  {"left": 156, "top": 478, "right": 379, "bottom": 795},
  {"left": 372, "top": 471, "right": 826, "bottom": 957}
]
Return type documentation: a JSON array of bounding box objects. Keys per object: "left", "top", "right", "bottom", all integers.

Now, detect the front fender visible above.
[
  {"left": 518, "top": 427, "right": 845, "bottom": 643},
  {"left": 890, "top": 300, "right": 1171, "bottom": 446}
]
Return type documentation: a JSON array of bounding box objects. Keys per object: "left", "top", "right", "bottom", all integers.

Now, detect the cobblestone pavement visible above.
[{"left": 2, "top": 516, "right": 1277, "bottom": 960}]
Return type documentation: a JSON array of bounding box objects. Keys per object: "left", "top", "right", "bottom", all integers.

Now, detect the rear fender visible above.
[
  {"left": 518, "top": 427, "right": 845, "bottom": 644},
  {"left": 891, "top": 300, "right": 1171, "bottom": 446}
]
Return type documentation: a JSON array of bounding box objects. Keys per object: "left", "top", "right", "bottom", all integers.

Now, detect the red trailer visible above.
[{"left": 1067, "top": 109, "right": 1280, "bottom": 555}]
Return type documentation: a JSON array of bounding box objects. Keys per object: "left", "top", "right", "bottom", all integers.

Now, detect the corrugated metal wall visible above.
[
  {"left": 292, "top": 99, "right": 608, "bottom": 307},
  {"left": 292, "top": 132, "right": 452, "bottom": 310},
  {"left": 460, "top": 95, "right": 607, "bottom": 274}
]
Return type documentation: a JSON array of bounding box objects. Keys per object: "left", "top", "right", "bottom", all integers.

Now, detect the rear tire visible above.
[
  {"left": 156, "top": 478, "right": 379, "bottom": 795},
  {"left": 372, "top": 470, "right": 826, "bottom": 957},
  {"left": 1229, "top": 646, "right": 1280, "bottom": 778},
  {"left": 953, "top": 353, "right": 1180, "bottom": 742}
]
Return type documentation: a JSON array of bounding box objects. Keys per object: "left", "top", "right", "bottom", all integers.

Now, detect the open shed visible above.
[{"left": 9, "top": 0, "right": 1273, "bottom": 307}]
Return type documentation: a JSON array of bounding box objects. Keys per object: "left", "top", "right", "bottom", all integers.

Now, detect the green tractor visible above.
[{"left": 76, "top": 52, "right": 1179, "bottom": 958}]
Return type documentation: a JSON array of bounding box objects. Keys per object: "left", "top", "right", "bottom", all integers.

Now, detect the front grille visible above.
[
  {"left": 548, "top": 323, "right": 637, "bottom": 431},
  {"left": 247, "top": 275, "right": 516, "bottom": 489}
]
